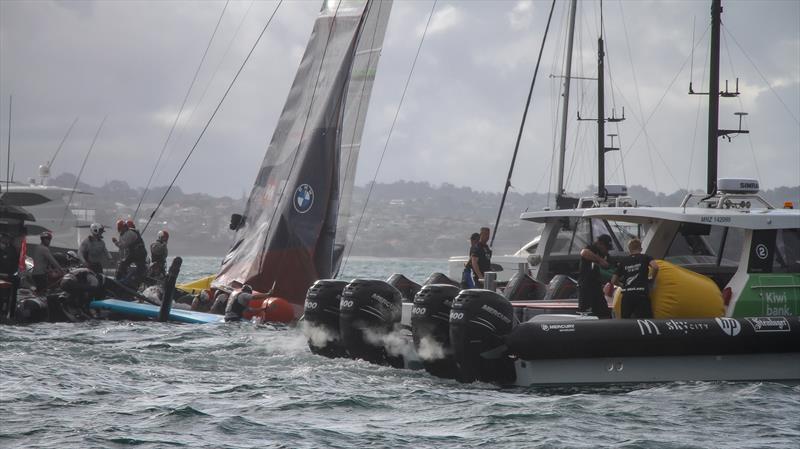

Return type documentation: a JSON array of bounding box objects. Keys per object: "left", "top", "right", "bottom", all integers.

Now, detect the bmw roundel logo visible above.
[{"left": 293, "top": 183, "right": 314, "bottom": 213}]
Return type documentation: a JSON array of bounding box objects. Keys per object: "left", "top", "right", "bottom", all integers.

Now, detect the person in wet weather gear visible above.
[
  {"left": 579, "top": 234, "right": 613, "bottom": 318},
  {"left": 147, "top": 230, "right": 169, "bottom": 282},
  {"left": 470, "top": 227, "right": 492, "bottom": 288},
  {"left": 79, "top": 223, "right": 111, "bottom": 274},
  {"left": 59, "top": 267, "right": 105, "bottom": 311},
  {"left": 112, "top": 219, "right": 147, "bottom": 288},
  {"left": 610, "top": 238, "right": 660, "bottom": 319},
  {"left": 31, "top": 232, "right": 63, "bottom": 294},
  {"left": 224, "top": 284, "right": 270, "bottom": 322}
]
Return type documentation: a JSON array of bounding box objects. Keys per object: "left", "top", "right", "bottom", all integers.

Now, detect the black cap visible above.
[
  {"left": 470, "top": 232, "right": 480, "bottom": 241},
  {"left": 597, "top": 234, "right": 613, "bottom": 247}
]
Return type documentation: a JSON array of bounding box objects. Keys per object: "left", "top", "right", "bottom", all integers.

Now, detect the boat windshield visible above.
[{"left": 775, "top": 228, "right": 800, "bottom": 273}]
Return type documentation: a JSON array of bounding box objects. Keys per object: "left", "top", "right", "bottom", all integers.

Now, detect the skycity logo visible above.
[{"left": 294, "top": 183, "right": 314, "bottom": 213}]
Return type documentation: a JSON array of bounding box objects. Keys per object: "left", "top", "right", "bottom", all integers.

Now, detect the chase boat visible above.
[{"left": 303, "top": 180, "right": 800, "bottom": 385}]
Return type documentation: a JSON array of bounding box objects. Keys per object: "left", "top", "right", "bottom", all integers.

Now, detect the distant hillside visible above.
[{"left": 43, "top": 174, "right": 800, "bottom": 258}]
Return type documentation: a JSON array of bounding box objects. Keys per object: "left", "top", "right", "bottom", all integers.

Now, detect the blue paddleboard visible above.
[{"left": 89, "top": 299, "right": 225, "bottom": 324}]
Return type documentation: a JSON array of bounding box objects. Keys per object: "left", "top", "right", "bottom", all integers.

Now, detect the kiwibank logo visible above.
[{"left": 715, "top": 317, "right": 741, "bottom": 336}]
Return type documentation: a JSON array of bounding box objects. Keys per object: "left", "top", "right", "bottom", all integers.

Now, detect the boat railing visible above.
[{"left": 679, "top": 192, "right": 774, "bottom": 210}]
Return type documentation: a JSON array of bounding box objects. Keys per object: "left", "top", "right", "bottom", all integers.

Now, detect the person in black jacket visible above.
[
  {"left": 578, "top": 234, "right": 613, "bottom": 318},
  {"left": 470, "top": 227, "right": 492, "bottom": 288},
  {"left": 610, "top": 238, "right": 660, "bottom": 318}
]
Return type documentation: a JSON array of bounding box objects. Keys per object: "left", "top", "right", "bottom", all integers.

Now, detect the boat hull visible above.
[{"left": 512, "top": 353, "right": 800, "bottom": 386}]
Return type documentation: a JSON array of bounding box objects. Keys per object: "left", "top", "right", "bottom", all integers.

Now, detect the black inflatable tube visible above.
[{"left": 506, "top": 316, "right": 800, "bottom": 360}]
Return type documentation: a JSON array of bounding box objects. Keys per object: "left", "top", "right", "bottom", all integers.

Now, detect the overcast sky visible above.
[{"left": 1, "top": 0, "right": 798, "bottom": 199}]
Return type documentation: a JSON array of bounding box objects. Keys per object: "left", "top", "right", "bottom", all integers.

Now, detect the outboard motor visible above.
[
  {"left": 15, "top": 296, "right": 49, "bottom": 323},
  {"left": 449, "top": 289, "right": 516, "bottom": 384},
  {"left": 303, "top": 279, "right": 349, "bottom": 358},
  {"left": 544, "top": 274, "right": 578, "bottom": 301},
  {"left": 386, "top": 273, "right": 421, "bottom": 302},
  {"left": 504, "top": 271, "right": 547, "bottom": 301},
  {"left": 411, "top": 284, "right": 460, "bottom": 378},
  {"left": 422, "top": 272, "right": 460, "bottom": 287},
  {"left": 339, "top": 279, "right": 403, "bottom": 367}
]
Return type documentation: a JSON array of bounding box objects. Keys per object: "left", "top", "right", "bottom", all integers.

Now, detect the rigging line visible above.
[
  {"left": 156, "top": 0, "right": 256, "bottom": 186},
  {"left": 49, "top": 116, "right": 79, "bottom": 169},
  {"left": 134, "top": 0, "right": 230, "bottom": 221},
  {"left": 686, "top": 21, "right": 711, "bottom": 192},
  {"left": 724, "top": 27, "right": 799, "bottom": 126},
  {"left": 253, "top": 0, "right": 346, "bottom": 276},
  {"left": 336, "top": 0, "right": 388, "bottom": 277},
  {"left": 342, "top": 0, "right": 437, "bottom": 272},
  {"left": 547, "top": 0, "right": 570, "bottom": 207},
  {"left": 617, "top": 0, "right": 659, "bottom": 197},
  {"left": 143, "top": 0, "right": 283, "bottom": 234},
  {"left": 490, "top": 0, "right": 557, "bottom": 247},
  {"left": 60, "top": 115, "right": 107, "bottom": 226},
  {"left": 5, "top": 96, "right": 10, "bottom": 191},
  {"left": 722, "top": 30, "right": 762, "bottom": 181},
  {"left": 606, "top": 23, "right": 710, "bottom": 183},
  {"left": 603, "top": 37, "right": 627, "bottom": 185}
]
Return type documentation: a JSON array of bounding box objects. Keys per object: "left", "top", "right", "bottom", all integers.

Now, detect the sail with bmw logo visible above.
[{"left": 214, "top": 0, "right": 393, "bottom": 316}]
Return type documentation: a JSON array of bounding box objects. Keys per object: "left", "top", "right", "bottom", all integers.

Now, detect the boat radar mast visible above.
[
  {"left": 688, "top": 0, "right": 749, "bottom": 195},
  {"left": 576, "top": 6, "right": 626, "bottom": 201}
]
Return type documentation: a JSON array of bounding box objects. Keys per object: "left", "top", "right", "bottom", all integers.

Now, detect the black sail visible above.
[{"left": 215, "top": 0, "right": 392, "bottom": 316}]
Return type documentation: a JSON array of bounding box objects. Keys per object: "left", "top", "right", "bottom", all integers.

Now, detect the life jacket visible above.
[{"left": 129, "top": 229, "right": 147, "bottom": 260}]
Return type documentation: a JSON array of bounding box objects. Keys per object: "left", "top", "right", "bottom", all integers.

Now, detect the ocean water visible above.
[{"left": 2, "top": 257, "right": 798, "bottom": 449}]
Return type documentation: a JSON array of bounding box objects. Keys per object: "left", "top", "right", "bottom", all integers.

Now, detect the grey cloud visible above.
[{"left": 0, "top": 0, "right": 797, "bottom": 199}]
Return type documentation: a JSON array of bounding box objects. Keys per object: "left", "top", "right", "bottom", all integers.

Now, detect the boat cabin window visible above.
[
  {"left": 551, "top": 218, "right": 640, "bottom": 256},
  {"left": 719, "top": 227, "right": 745, "bottom": 267},
  {"left": 745, "top": 229, "right": 800, "bottom": 274},
  {"left": 666, "top": 223, "right": 743, "bottom": 267},
  {"left": 665, "top": 223, "right": 721, "bottom": 266},
  {"left": 550, "top": 218, "right": 591, "bottom": 255},
  {"left": 774, "top": 228, "right": 800, "bottom": 273}
]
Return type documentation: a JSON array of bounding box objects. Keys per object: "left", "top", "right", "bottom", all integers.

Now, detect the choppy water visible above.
[{"left": 2, "top": 257, "right": 799, "bottom": 448}]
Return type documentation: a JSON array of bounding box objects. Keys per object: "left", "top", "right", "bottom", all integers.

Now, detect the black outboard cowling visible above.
[
  {"left": 450, "top": 289, "right": 516, "bottom": 384},
  {"left": 303, "top": 279, "right": 349, "bottom": 358},
  {"left": 422, "top": 272, "right": 460, "bottom": 288},
  {"left": 504, "top": 271, "right": 547, "bottom": 301},
  {"left": 411, "top": 284, "right": 460, "bottom": 378},
  {"left": 16, "top": 296, "right": 48, "bottom": 323},
  {"left": 386, "top": 273, "right": 421, "bottom": 302},
  {"left": 339, "top": 279, "right": 403, "bottom": 367},
  {"left": 544, "top": 274, "right": 578, "bottom": 301}
]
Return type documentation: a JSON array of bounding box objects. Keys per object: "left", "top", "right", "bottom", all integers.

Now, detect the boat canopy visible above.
[{"left": 583, "top": 206, "right": 800, "bottom": 230}]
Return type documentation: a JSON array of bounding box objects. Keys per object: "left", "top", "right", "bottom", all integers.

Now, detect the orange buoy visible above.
[{"left": 259, "top": 297, "right": 295, "bottom": 323}]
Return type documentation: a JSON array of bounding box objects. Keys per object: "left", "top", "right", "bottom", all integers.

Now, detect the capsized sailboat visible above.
[{"left": 214, "top": 0, "right": 393, "bottom": 318}]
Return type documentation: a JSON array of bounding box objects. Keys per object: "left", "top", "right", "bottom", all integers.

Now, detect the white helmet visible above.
[{"left": 90, "top": 223, "right": 104, "bottom": 236}]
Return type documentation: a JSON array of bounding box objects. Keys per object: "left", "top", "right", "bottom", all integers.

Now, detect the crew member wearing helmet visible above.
[
  {"left": 79, "top": 223, "right": 111, "bottom": 274},
  {"left": 112, "top": 219, "right": 147, "bottom": 288},
  {"left": 224, "top": 284, "right": 270, "bottom": 322},
  {"left": 147, "top": 230, "right": 169, "bottom": 282},
  {"left": 31, "top": 232, "right": 63, "bottom": 294}
]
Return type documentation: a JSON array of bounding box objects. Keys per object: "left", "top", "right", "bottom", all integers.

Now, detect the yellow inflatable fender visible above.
[{"left": 613, "top": 260, "right": 724, "bottom": 319}]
